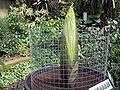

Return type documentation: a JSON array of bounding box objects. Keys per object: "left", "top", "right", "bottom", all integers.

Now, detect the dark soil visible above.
[
  {"left": 36, "top": 70, "right": 103, "bottom": 90},
  {"left": 25, "top": 67, "right": 105, "bottom": 90}
]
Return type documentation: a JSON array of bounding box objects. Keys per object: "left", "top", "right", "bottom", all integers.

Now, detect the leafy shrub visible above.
[
  {"left": 0, "top": 18, "right": 19, "bottom": 55},
  {"left": 0, "top": 62, "right": 30, "bottom": 90},
  {"left": 0, "top": 0, "right": 67, "bottom": 56},
  {"left": 10, "top": 3, "right": 51, "bottom": 24},
  {"left": 109, "top": 63, "right": 120, "bottom": 90},
  {"left": 108, "top": 19, "right": 120, "bottom": 90},
  {"left": 7, "top": 8, "right": 29, "bottom": 56},
  {"left": 109, "top": 20, "right": 120, "bottom": 63},
  {"left": 30, "top": 19, "right": 63, "bottom": 70},
  {"left": 14, "top": 0, "right": 69, "bottom": 22},
  {"left": 0, "top": 7, "right": 29, "bottom": 56}
]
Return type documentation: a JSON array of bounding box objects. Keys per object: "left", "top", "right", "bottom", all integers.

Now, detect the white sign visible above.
[
  {"left": 89, "top": 79, "right": 114, "bottom": 90},
  {"left": 83, "top": 12, "right": 87, "bottom": 21}
]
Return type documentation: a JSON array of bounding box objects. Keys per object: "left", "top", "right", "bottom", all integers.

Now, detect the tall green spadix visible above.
[{"left": 60, "top": 5, "right": 78, "bottom": 87}]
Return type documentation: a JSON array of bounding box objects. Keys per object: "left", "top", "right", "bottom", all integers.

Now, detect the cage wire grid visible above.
[{"left": 29, "top": 25, "right": 110, "bottom": 90}]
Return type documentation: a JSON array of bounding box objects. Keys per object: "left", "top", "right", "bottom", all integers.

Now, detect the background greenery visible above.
[
  {"left": 0, "top": 0, "right": 119, "bottom": 89},
  {"left": 0, "top": 9, "right": 29, "bottom": 56},
  {"left": 0, "top": 62, "right": 30, "bottom": 90},
  {"left": 108, "top": 19, "right": 120, "bottom": 90},
  {"left": 30, "top": 19, "right": 62, "bottom": 70}
]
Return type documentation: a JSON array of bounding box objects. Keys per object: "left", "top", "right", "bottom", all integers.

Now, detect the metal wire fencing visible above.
[{"left": 29, "top": 21, "right": 110, "bottom": 90}]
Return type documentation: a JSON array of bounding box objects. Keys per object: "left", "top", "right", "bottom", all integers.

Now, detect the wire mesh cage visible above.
[
  {"left": 25, "top": 7, "right": 110, "bottom": 90},
  {"left": 26, "top": 23, "right": 110, "bottom": 90}
]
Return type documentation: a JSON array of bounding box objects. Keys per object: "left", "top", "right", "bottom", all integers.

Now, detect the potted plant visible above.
[{"left": 25, "top": 4, "right": 108, "bottom": 90}]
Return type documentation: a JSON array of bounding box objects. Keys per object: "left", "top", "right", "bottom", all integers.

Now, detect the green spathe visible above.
[
  {"left": 63, "top": 6, "right": 77, "bottom": 64},
  {"left": 60, "top": 6, "right": 78, "bottom": 87}
]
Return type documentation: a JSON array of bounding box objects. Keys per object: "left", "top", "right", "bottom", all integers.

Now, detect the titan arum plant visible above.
[{"left": 60, "top": 5, "right": 78, "bottom": 87}]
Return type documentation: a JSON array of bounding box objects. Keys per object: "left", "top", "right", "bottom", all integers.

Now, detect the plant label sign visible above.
[{"left": 89, "top": 79, "right": 114, "bottom": 90}]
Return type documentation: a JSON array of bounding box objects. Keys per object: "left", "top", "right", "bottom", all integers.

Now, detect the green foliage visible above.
[
  {"left": 0, "top": 0, "right": 67, "bottom": 57},
  {"left": 110, "top": 44, "right": 120, "bottom": 63},
  {"left": 108, "top": 63, "right": 120, "bottom": 90},
  {"left": 11, "top": 1, "right": 51, "bottom": 24},
  {"left": 30, "top": 19, "right": 63, "bottom": 70},
  {"left": 31, "top": 19, "right": 62, "bottom": 44},
  {"left": 60, "top": 6, "right": 78, "bottom": 87},
  {"left": 0, "top": 62, "right": 30, "bottom": 90},
  {"left": 78, "top": 26, "right": 110, "bottom": 72},
  {"left": 0, "top": 18, "right": 19, "bottom": 55},
  {"left": 74, "top": 0, "right": 120, "bottom": 27},
  {"left": 75, "top": 0, "right": 120, "bottom": 16},
  {"left": 6, "top": 7, "right": 27, "bottom": 33},
  {"left": 7, "top": 8, "right": 29, "bottom": 52},
  {"left": 109, "top": 19, "right": 120, "bottom": 63},
  {"left": 108, "top": 19, "right": 120, "bottom": 90},
  {"left": 0, "top": 7, "right": 29, "bottom": 56},
  {"left": 0, "top": 61, "right": 5, "bottom": 68},
  {"left": 15, "top": 0, "right": 69, "bottom": 20}
]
